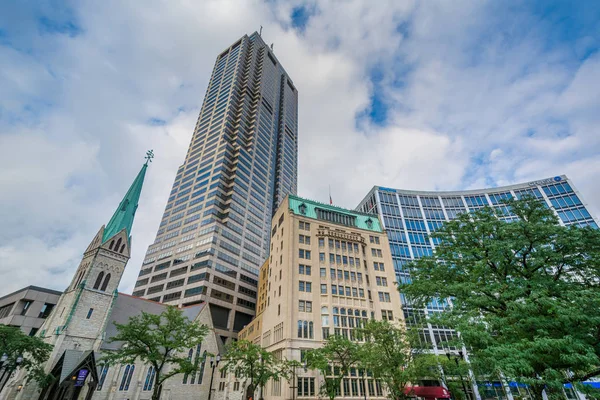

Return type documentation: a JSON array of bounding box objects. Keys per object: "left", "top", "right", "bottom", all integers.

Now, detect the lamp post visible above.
[
  {"left": 361, "top": 368, "right": 368, "bottom": 400},
  {"left": 0, "top": 355, "right": 23, "bottom": 393},
  {"left": 290, "top": 360, "right": 307, "bottom": 400},
  {"left": 208, "top": 354, "right": 221, "bottom": 400},
  {"left": 446, "top": 351, "right": 469, "bottom": 400}
]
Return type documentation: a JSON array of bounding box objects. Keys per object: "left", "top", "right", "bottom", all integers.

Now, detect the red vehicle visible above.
[{"left": 405, "top": 386, "right": 452, "bottom": 400}]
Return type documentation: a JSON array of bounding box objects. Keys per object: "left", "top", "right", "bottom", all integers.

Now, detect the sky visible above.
[{"left": 1, "top": 0, "right": 599, "bottom": 295}]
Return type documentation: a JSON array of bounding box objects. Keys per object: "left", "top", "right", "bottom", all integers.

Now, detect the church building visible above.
[{"left": 4, "top": 154, "right": 235, "bottom": 400}]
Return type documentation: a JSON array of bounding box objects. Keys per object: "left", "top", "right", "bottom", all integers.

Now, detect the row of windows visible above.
[{"left": 321, "top": 238, "right": 361, "bottom": 254}]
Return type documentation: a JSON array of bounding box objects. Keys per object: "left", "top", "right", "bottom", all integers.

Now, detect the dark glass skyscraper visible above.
[{"left": 134, "top": 32, "right": 298, "bottom": 340}]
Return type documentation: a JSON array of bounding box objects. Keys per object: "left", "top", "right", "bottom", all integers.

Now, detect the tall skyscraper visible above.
[
  {"left": 134, "top": 32, "right": 299, "bottom": 341},
  {"left": 356, "top": 175, "right": 598, "bottom": 399}
]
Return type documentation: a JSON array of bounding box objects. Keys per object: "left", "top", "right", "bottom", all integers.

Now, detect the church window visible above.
[
  {"left": 143, "top": 366, "right": 156, "bottom": 391},
  {"left": 97, "top": 364, "right": 109, "bottom": 391},
  {"left": 120, "top": 244, "right": 125, "bottom": 254},
  {"left": 101, "top": 273, "right": 111, "bottom": 291},
  {"left": 109, "top": 240, "right": 115, "bottom": 250},
  {"left": 86, "top": 308, "right": 93, "bottom": 319},
  {"left": 115, "top": 238, "right": 122, "bottom": 252},
  {"left": 93, "top": 272, "right": 104, "bottom": 289},
  {"left": 119, "top": 364, "right": 135, "bottom": 391}
]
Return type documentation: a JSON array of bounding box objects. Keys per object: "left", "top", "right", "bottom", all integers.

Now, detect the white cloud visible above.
[{"left": 0, "top": 0, "right": 598, "bottom": 296}]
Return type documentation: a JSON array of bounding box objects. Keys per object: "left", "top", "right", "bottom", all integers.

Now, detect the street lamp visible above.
[
  {"left": 361, "top": 368, "right": 368, "bottom": 400},
  {"left": 290, "top": 360, "right": 307, "bottom": 400},
  {"left": 0, "top": 355, "right": 23, "bottom": 393},
  {"left": 445, "top": 351, "right": 469, "bottom": 400},
  {"left": 208, "top": 354, "right": 221, "bottom": 400}
]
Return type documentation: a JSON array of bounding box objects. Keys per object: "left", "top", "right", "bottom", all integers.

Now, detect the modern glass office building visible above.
[
  {"left": 133, "top": 32, "right": 298, "bottom": 340},
  {"left": 356, "top": 175, "right": 598, "bottom": 352}
]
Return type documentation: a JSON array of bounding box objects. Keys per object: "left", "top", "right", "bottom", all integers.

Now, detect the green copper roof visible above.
[
  {"left": 288, "top": 195, "right": 383, "bottom": 232},
  {"left": 102, "top": 163, "right": 148, "bottom": 243}
]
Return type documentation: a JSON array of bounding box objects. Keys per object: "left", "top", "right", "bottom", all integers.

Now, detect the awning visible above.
[{"left": 405, "top": 386, "right": 452, "bottom": 399}]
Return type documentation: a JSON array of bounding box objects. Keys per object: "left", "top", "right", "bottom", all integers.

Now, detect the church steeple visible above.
[{"left": 102, "top": 150, "right": 153, "bottom": 244}]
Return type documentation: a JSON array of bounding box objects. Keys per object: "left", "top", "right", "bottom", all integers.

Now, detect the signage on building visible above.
[
  {"left": 75, "top": 369, "right": 89, "bottom": 387},
  {"left": 528, "top": 176, "right": 562, "bottom": 187},
  {"left": 378, "top": 187, "right": 397, "bottom": 193}
]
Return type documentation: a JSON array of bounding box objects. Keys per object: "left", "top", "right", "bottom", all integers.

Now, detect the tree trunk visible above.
[
  {"left": 246, "top": 384, "right": 255, "bottom": 400},
  {"left": 152, "top": 381, "right": 163, "bottom": 400},
  {"left": 530, "top": 384, "right": 545, "bottom": 400}
]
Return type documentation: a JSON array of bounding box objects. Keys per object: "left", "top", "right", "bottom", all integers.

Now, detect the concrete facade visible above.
[
  {"left": 0, "top": 286, "right": 62, "bottom": 336},
  {"left": 238, "top": 195, "right": 404, "bottom": 400}
]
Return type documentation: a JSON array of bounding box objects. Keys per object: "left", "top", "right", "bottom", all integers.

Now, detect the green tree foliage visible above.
[
  {"left": 359, "top": 320, "right": 414, "bottom": 400},
  {"left": 101, "top": 306, "right": 208, "bottom": 400},
  {"left": 306, "top": 335, "right": 361, "bottom": 400},
  {"left": 0, "top": 325, "right": 53, "bottom": 388},
  {"left": 401, "top": 197, "right": 600, "bottom": 399},
  {"left": 221, "top": 340, "right": 285, "bottom": 400}
]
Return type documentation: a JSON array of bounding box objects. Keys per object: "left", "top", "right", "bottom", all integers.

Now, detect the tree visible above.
[
  {"left": 221, "top": 340, "right": 285, "bottom": 400},
  {"left": 401, "top": 197, "right": 600, "bottom": 399},
  {"left": 359, "top": 320, "right": 415, "bottom": 400},
  {"left": 306, "top": 335, "right": 361, "bottom": 400},
  {"left": 0, "top": 325, "right": 53, "bottom": 391},
  {"left": 101, "top": 306, "right": 208, "bottom": 400}
]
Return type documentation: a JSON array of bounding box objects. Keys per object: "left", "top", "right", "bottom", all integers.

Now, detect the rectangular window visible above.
[
  {"left": 86, "top": 308, "right": 94, "bottom": 319},
  {"left": 299, "top": 264, "right": 311, "bottom": 275},
  {"left": 299, "top": 235, "right": 311, "bottom": 245},
  {"left": 299, "top": 249, "right": 311, "bottom": 260},
  {"left": 320, "top": 268, "right": 326, "bottom": 277},
  {"left": 299, "top": 281, "right": 312, "bottom": 292},
  {"left": 321, "top": 284, "right": 327, "bottom": 294},
  {"left": 319, "top": 252, "right": 325, "bottom": 262},
  {"left": 318, "top": 238, "right": 325, "bottom": 247}
]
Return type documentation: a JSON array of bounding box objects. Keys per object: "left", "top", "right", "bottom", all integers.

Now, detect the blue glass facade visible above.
[
  {"left": 135, "top": 32, "right": 298, "bottom": 337},
  {"left": 357, "top": 175, "right": 598, "bottom": 350}
]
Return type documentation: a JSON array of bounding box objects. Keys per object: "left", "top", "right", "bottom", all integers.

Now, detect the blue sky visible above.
[{"left": 0, "top": 0, "right": 599, "bottom": 294}]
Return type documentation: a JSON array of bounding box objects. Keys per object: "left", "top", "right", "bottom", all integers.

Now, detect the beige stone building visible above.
[{"left": 239, "top": 195, "right": 403, "bottom": 400}]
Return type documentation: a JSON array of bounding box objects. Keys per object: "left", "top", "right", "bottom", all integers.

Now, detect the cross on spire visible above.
[{"left": 144, "top": 149, "right": 154, "bottom": 166}]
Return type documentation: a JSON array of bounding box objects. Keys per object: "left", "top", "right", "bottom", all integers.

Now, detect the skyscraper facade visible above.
[
  {"left": 133, "top": 32, "right": 298, "bottom": 340},
  {"left": 356, "top": 175, "right": 598, "bottom": 359}
]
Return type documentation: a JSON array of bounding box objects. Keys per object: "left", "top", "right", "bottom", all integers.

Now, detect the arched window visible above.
[
  {"left": 73, "top": 271, "right": 83, "bottom": 289},
  {"left": 198, "top": 351, "right": 207, "bottom": 384},
  {"left": 97, "top": 364, "right": 109, "bottom": 391},
  {"left": 143, "top": 366, "right": 155, "bottom": 391},
  {"left": 93, "top": 271, "right": 104, "bottom": 290},
  {"left": 109, "top": 240, "right": 115, "bottom": 250},
  {"left": 297, "top": 321, "right": 303, "bottom": 338},
  {"left": 321, "top": 306, "right": 329, "bottom": 314},
  {"left": 190, "top": 344, "right": 202, "bottom": 384},
  {"left": 183, "top": 348, "right": 194, "bottom": 384},
  {"left": 303, "top": 321, "right": 308, "bottom": 338},
  {"left": 120, "top": 244, "right": 125, "bottom": 254},
  {"left": 119, "top": 365, "right": 130, "bottom": 391},
  {"left": 100, "top": 273, "right": 111, "bottom": 292},
  {"left": 309, "top": 322, "right": 314, "bottom": 339},
  {"left": 114, "top": 238, "right": 122, "bottom": 252},
  {"left": 124, "top": 365, "right": 135, "bottom": 391}
]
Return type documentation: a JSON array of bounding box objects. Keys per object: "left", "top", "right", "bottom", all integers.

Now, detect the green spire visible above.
[{"left": 102, "top": 151, "right": 153, "bottom": 243}]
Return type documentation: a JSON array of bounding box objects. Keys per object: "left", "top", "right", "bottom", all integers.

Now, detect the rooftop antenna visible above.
[{"left": 259, "top": 25, "right": 263, "bottom": 36}]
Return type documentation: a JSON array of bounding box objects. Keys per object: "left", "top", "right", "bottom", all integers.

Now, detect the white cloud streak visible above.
[{"left": 0, "top": 0, "right": 598, "bottom": 295}]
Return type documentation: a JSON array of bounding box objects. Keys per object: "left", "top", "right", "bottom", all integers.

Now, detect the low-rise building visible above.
[{"left": 0, "top": 286, "right": 62, "bottom": 336}]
